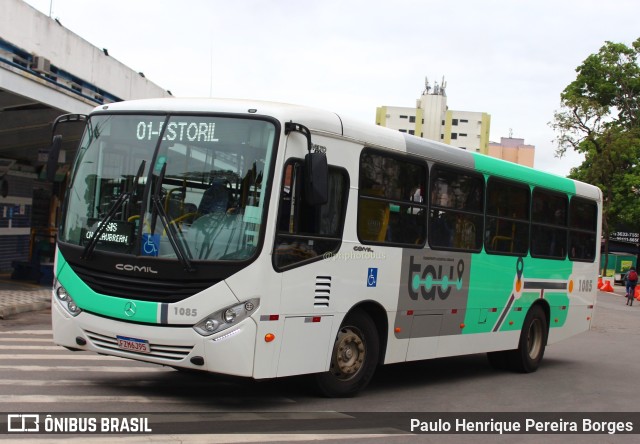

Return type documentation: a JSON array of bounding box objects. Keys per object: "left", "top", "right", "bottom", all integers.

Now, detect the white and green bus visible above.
[{"left": 51, "top": 98, "right": 601, "bottom": 397}]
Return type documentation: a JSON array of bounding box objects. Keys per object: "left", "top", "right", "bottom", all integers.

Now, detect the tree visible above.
[{"left": 551, "top": 38, "right": 640, "bottom": 275}]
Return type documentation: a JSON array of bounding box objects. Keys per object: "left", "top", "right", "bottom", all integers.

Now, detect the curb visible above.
[{"left": 0, "top": 300, "right": 51, "bottom": 319}]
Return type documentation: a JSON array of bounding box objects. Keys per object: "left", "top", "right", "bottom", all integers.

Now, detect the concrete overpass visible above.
[{"left": 0, "top": 0, "right": 172, "bottom": 275}]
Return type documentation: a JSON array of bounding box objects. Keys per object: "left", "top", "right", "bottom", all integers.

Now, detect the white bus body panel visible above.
[{"left": 275, "top": 315, "right": 335, "bottom": 377}]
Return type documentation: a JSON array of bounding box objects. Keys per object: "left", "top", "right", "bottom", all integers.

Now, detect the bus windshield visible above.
[{"left": 60, "top": 114, "right": 276, "bottom": 262}]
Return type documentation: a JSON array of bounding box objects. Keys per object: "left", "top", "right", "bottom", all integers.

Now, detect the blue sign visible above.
[
  {"left": 367, "top": 268, "right": 378, "bottom": 287},
  {"left": 141, "top": 233, "right": 160, "bottom": 256}
]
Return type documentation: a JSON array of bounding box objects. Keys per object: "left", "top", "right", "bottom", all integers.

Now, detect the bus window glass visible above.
[
  {"left": 274, "top": 161, "right": 348, "bottom": 269},
  {"left": 485, "top": 178, "right": 530, "bottom": 255},
  {"left": 569, "top": 198, "right": 597, "bottom": 261},
  {"left": 60, "top": 114, "right": 276, "bottom": 262},
  {"left": 531, "top": 189, "right": 568, "bottom": 259},
  {"left": 359, "top": 151, "right": 425, "bottom": 201},
  {"left": 570, "top": 198, "right": 597, "bottom": 231},
  {"left": 358, "top": 150, "right": 427, "bottom": 246},
  {"left": 429, "top": 166, "right": 484, "bottom": 251}
]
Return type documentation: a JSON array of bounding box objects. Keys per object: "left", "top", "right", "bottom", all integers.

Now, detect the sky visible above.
[{"left": 21, "top": 0, "right": 640, "bottom": 177}]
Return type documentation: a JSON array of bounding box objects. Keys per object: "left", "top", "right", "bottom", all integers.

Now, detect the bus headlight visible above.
[
  {"left": 55, "top": 282, "right": 82, "bottom": 317},
  {"left": 223, "top": 308, "right": 237, "bottom": 323},
  {"left": 193, "top": 298, "right": 259, "bottom": 337}
]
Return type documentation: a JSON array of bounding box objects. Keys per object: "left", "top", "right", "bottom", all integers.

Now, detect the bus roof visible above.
[{"left": 95, "top": 98, "right": 601, "bottom": 201}]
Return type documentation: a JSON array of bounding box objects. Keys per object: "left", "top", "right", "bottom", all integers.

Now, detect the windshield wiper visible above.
[
  {"left": 81, "top": 160, "right": 146, "bottom": 260},
  {"left": 150, "top": 163, "right": 196, "bottom": 272}
]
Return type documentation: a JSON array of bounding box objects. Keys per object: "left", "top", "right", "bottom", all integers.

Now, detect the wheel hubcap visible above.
[
  {"left": 527, "top": 318, "right": 543, "bottom": 359},
  {"left": 331, "top": 327, "right": 366, "bottom": 380}
]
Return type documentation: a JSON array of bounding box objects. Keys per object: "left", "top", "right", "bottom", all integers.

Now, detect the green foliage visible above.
[
  {"left": 562, "top": 40, "right": 640, "bottom": 128},
  {"left": 551, "top": 38, "right": 640, "bottom": 246}
]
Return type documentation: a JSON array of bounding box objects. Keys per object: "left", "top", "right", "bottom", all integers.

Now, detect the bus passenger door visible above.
[{"left": 272, "top": 133, "right": 350, "bottom": 376}]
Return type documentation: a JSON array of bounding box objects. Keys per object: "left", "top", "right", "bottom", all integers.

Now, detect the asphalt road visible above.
[{"left": 0, "top": 287, "right": 639, "bottom": 443}]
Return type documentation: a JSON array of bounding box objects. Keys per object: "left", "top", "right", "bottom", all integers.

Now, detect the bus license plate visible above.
[{"left": 116, "top": 335, "right": 150, "bottom": 354}]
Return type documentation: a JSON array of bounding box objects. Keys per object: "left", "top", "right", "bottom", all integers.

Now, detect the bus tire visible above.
[
  {"left": 314, "top": 310, "right": 379, "bottom": 397},
  {"left": 508, "top": 304, "right": 548, "bottom": 373}
]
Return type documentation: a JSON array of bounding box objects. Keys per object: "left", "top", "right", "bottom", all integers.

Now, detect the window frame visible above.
[
  {"left": 530, "top": 187, "right": 569, "bottom": 260},
  {"left": 568, "top": 197, "right": 598, "bottom": 262},
  {"left": 428, "top": 164, "right": 485, "bottom": 253},
  {"left": 357, "top": 148, "right": 428, "bottom": 248},
  {"left": 272, "top": 158, "right": 350, "bottom": 271},
  {"left": 484, "top": 177, "right": 530, "bottom": 256}
]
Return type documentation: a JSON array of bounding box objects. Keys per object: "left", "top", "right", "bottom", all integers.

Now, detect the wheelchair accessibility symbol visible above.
[
  {"left": 142, "top": 233, "right": 160, "bottom": 257},
  {"left": 367, "top": 268, "right": 378, "bottom": 287}
]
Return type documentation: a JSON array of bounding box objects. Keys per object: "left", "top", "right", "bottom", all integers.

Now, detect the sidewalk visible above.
[{"left": 0, "top": 276, "right": 51, "bottom": 319}]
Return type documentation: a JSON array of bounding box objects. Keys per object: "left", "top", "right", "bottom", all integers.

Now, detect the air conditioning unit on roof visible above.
[{"left": 31, "top": 56, "right": 51, "bottom": 74}]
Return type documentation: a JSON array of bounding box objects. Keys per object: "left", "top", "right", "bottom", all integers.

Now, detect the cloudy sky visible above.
[{"left": 22, "top": 0, "right": 640, "bottom": 176}]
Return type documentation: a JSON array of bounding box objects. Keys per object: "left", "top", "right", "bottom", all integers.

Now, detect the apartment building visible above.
[
  {"left": 488, "top": 137, "right": 535, "bottom": 167},
  {"left": 443, "top": 109, "right": 491, "bottom": 153},
  {"left": 376, "top": 78, "right": 490, "bottom": 153}
]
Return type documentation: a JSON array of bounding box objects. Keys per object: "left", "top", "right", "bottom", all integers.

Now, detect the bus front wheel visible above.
[{"left": 314, "top": 310, "right": 379, "bottom": 397}]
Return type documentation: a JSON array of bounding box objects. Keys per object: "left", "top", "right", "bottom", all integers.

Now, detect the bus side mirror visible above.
[
  {"left": 46, "top": 135, "right": 62, "bottom": 182},
  {"left": 304, "top": 151, "right": 328, "bottom": 206}
]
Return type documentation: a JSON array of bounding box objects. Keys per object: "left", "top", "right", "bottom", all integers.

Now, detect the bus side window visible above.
[
  {"left": 357, "top": 149, "right": 427, "bottom": 247},
  {"left": 273, "top": 160, "right": 349, "bottom": 270},
  {"left": 428, "top": 166, "right": 484, "bottom": 252},
  {"left": 568, "top": 198, "right": 597, "bottom": 262},
  {"left": 531, "top": 188, "right": 568, "bottom": 260},
  {"left": 485, "top": 178, "right": 530, "bottom": 256}
]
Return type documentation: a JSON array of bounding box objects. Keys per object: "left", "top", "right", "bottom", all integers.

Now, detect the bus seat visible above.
[
  {"left": 455, "top": 219, "right": 476, "bottom": 250},
  {"left": 198, "top": 179, "right": 231, "bottom": 215},
  {"left": 358, "top": 199, "right": 390, "bottom": 242},
  {"left": 491, "top": 235, "right": 514, "bottom": 253}
]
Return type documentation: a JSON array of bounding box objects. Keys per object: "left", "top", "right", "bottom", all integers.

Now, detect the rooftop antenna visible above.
[
  {"left": 49, "top": 0, "right": 53, "bottom": 17},
  {"left": 424, "top": 76, "right": 431, "bottom": 94},
  {"left": 509, "top": 128, "right": 513, "bottom": 138}
]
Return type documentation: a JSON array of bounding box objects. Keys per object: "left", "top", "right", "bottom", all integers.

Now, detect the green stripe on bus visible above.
[
  {"left": 56, "top": 251, "right": 160, "bottom": 324},
  {"left": 473, "top": 154, "right": 576, "bottom": 194},
  {"left": 463, "top": 254, "right": 571, "bottom": 334}
]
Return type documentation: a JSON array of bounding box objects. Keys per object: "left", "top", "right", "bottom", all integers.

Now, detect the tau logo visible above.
[{"left": 408, "top": 257, "right": 465, "bottom": 301}]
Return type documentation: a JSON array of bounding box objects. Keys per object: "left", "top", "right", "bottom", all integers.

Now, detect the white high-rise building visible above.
[
  {"left": 376, "top": 78, "right": 490, "bottom": 154},
  {"left": 443, "top": 109, "right": 491, "bottom": 153}
]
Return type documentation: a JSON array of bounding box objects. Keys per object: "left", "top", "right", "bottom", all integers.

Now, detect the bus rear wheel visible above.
[
  {"left": 508, "top": 304, "right": 548, "bottom": 373},
  {"left": 314, "top": 310, "right": 379, "bottom": 397}
]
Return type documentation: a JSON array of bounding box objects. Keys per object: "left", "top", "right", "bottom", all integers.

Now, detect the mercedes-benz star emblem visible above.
[{"left": 124, "top": 301, "right": 137, "bottom": 317}]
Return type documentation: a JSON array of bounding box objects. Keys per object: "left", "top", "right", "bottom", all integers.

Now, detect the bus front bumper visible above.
[{"left": 52, "top": 300, "right": 258, "bottom": 377}]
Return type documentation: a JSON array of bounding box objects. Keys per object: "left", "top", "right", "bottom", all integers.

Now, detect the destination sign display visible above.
[
  {"left": 82, "top": 220, "right": 135, "bottom": 246},
  {"left": 136, "top": 121, "right": 219, "bottom": 143}
]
